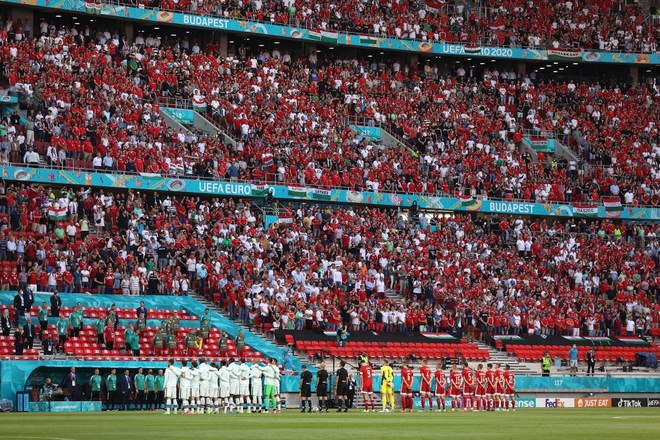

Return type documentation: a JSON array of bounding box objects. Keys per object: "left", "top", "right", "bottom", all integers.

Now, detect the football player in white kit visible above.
[
  {"left": 218, "top": 360, "right": 231, "bottom": 413},
  {"left": 190, "top": 361, "right": 200, "bottom": 414},
  {"left": 250, "top": 362, "right": 264, "bottom": 413},
  {"left": 238, "top": 358, "right": 252, "bottom": 413},
  {"left": 163, "top": 359, "right": 182, "bottom": 415},
  {"left": 198, "top": 357, "right": 211, "bottom": 414},
  {"left": 208, "top": 362, "right": 221, "bottom": 414},
  {"left": 228, "top": 358, "right": 242, "bottom": 413},
  {"left": 179, "top": 360, "right": 193, "bottom": 414}
]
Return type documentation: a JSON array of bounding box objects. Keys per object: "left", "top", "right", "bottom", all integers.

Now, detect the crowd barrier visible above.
[
  {"left": 3, "top": 165, "right": 658, "bottom": 220},
  {"left": 4, "top": 0, "right": 660, "bottom": 64}
]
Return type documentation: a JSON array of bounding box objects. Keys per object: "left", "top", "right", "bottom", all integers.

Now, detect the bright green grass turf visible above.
[{"left": 0, "top": 408, "right": 659, "bottom": 440}]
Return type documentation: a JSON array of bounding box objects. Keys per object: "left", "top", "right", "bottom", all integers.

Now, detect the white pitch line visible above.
[
  {"left": 0, "top": 436, "right": 77, "bottom": 440},
  {"left": 612, "top": 416, "right": 660, "bottom": 420}
]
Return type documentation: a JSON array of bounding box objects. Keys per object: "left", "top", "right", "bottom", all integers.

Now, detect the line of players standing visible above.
[
  {"left": 160, "top": 357, "right": 283, "bottom": 414},
  {"left": 357, "top": 359, "right": 516, "bottom": 412}
]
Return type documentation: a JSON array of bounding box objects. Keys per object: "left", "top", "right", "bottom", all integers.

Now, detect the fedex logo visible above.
[
  {"left": 537, "top": 398, "right": 574, "bottom": 408},
  {"left": 545, "top": 399, "right": 565, "bottom": 408}
]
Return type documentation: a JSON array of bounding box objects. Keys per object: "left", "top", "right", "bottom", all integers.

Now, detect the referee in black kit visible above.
[
  {"left": 316, "top": 363, "right": 329, "bottom": 412},
  {"left": 299, "top": 365, "right": 313, "bottom": 412},
  {"left": 335, "top": 361, "right": 349, "bottom": 412}
]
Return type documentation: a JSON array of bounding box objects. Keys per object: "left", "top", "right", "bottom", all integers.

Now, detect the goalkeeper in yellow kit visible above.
[{"left": 379, "top": 359, "right": 395, "bottom": 412}]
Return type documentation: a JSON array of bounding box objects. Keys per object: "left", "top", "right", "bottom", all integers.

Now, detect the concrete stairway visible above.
[{"left": 475, "top": 341, "right": 537, "bottom": 375}]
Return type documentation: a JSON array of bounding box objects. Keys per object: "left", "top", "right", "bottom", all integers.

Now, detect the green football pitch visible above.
[{"left": 0, "top": 409, "right": 658, "bottom": 439}]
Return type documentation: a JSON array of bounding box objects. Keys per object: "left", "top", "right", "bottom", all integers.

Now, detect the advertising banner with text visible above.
[
  {"left": 3, "top": 165, "right": 660, "bottom": 221},
  {"left": 5, "top": 0, "right": 660, "bottom": 64}
]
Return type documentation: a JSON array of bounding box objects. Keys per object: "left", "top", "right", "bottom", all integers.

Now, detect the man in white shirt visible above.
[
  {"left": 197, "top": 358, "right": 211, "bottom": 414},
  {"left": 250, "top": 363, "right": 264, "bottom": 413},
  {"left": 238, "top": 359, "right": 252, "bottom": 413},
  {"left": 218, "top": 361, "right": 232, "bottom": 413},
  {"left": 228, "top": 358, "right": 242, "bottom": 412},
  {"left": 163, "top": 359, "right": 182, "bottom": 415},
  {"left": 190, "top": 362, "right": 200, "bottom": 414},
  {"left": 179, "top": 360, "right": 193, "bottom": 414},
  {"left": 208, "top": 363, "right": 221, "bottom": 413}
]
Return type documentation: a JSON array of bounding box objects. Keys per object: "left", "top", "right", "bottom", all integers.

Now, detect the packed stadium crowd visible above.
[
  {"left": 0, "top": 17, "right": 659, "bottom": 206},
  {"left": 0, "top": 181, "right": 659, "bottom": 344},
  {"left": 93, "top": 0, "right": 655, "bottom": 53}
]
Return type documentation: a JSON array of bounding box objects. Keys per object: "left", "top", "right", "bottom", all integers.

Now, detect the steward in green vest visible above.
[
  {"left": 542, "top": 352, "right": 552, "bottom": 376},
  {"left": 166, "top": 331, "right": 177, "bottom": 352},
  {"left": 136, "top": 313, "right": 147, "bottom": 332},
  {"left": 185, "top": 330, "right": 197, "bottom": 350},
  {"left": 218, "top": 332, "right": 228, "bottom": 354}
]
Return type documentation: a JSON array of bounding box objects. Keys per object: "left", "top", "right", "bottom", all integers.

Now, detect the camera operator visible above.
[{"left": 41, "top": 378, "right": 53, "bottom": 402}]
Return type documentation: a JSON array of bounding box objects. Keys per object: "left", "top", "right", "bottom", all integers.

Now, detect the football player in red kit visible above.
[
  {"left": 503, "top": 364, "right": 516, "bottom": 411},
  {"left": 419, "top": 359, "right": 433, "bottom": 412},
  {"left": 448, "top": 364, "right": 463, "bottom": 412},
  {"left": 400, "top": 362, "right": 414, "bottom": 413},
  {"left": 434, "top": 363, "right": 447, "bottom": 412},
  {"left": 359, "top": 360, "right": 376, "bottom": 412},
  {"left": 461, "top": 362, "right": 475, "bottom": 411},
  {"left": 485, "top": 363, "right": 496, "bottom": 411},
  {"left": 494, "top": 364, "right": 506, "bottom": 411},
  {"left": 474, "top": 364, "right": 487, "bottom": 411}
]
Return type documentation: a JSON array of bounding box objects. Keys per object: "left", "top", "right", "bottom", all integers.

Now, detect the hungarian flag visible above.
[
  {"left": 572, "top": 203, "right": 598, "bottom": 217},
  {"left": 251, "top": 184, "right": 270, "bottom": 197},
  {"left": 48, "top": 205, "right": 67, "bottom": 221},
  {"left": 617, "top": 336, "right": 647, "bottom": 345},
  {"left": 359, "top": 35, "right": 378, "bottom": 45},
  {"left": 278, "top": 215, "right": 294, "bottom": 224},
  {"left": 492, "top": 335, "right": 524, "bottom": 341},
  {"left": 309, "top": 30, "right": 323, "bottom": 41},
  {"left": 583, "top": 336, "right": 612, "bottom": 343},
  {"left": 464, "top": 44, "right": 482, "bottom": 54},
  {"left": 420, "top": 333, "right": 456, "bottom": 340},
  {"left": 547, "top": 49, "right": 583, "bottom": 61},
  {"left": 309, "top": 30, "right": 338, "bottom": 44},
  {"left": 562, "top": 336, "right": 584, "bottom": 341},
  {"left": 287, "top": 186, "right": 308, "bottom": 198},
  {"left": 173, "top": 163, "right": 185, "bottom": 175},
  {"left": 261, "top": 153, "right": 273, "bottom": 170},
  {"left": 425, "top": 0, "right": 445, "bottom": 12},
  {"left": 320, "top": 30, "right": 339, "bottom": 44},
  {"left": 312, "top": 188, "right": 332, "bottom": 201},
  {"left": 602, "top": 196, "right": 623, "bottom": 218},
  {"left": 192, "top": 96, "right": 206, "bottom": 112},
  {"left": 458, "top": 194, "right": 476, "bottom": 207},
  {"left": 85, "top": 1, "right": 99, "bottom": 14}
]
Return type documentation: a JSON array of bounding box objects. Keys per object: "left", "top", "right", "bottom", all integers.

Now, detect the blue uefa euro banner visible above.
[
  {"left": 2, "top": 165, "right": 659, "bottom": 220},
  {"left": 3, "top": 0, "right": 660, "bottom": 64}
]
